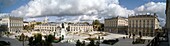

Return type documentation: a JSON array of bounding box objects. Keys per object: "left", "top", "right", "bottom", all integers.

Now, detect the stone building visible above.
[
  {"left": 34, "top": 23, "right": 61, "bottom": 31},
  {"left": 0, "top": 13, "right": 23, "bottom": 32},
  {"left": 104, "top": 16, "right": 128, "bottom": 34},
  {"left": 68, "top": 23, "right": 93, "bottom": 32},
  {"left": 128, "top": 13, "right": 160, "bottom": 36}
]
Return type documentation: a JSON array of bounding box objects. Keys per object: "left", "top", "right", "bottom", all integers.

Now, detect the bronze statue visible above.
[{"left": 62, "top": 23, "right": 64, "bottom": 28}]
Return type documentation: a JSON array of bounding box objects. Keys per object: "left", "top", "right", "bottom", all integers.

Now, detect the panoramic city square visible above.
[{"left": 0, "top": 0, "right": 169, "bottom": 46}]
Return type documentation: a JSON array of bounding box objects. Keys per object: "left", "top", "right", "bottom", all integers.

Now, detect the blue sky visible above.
[
  {"left": 119, "top": 0, "right": 166, "bottom": 10},
  {"left": 0, "top": 0, "right": 166, "bottom": 13},
  {"left": 0, "top": 0, "right": 30, "bottom": 13}
]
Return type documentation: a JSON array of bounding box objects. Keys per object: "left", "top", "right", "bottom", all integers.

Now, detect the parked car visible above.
[{"left": 0, "top": 41, "right": 10, "bottom": 46}]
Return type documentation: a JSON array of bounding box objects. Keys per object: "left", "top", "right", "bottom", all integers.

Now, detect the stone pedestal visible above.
[{"left": 60, "top": 28, "right": 66, "bottom": 37}]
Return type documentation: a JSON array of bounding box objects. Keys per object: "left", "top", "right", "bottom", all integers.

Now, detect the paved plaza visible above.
[{"left": 0, "top": 31, "right": 156, "bottom": 46}]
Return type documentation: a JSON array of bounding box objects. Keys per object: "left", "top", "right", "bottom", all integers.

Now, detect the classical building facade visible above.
[
  {"left": 68, "top": 23, "right": 93, "bottom": 32},
  {"left": 104, "top": 16, "right": 128, "bottom": 34},
  {"left": 0, "top": 13, "right": 23, "bottom": 32},
  {"left": 128, "top": 13, "right": 160, "bottom": 36},
  {"left": 34, "top": 23, "right": 61, "bottom": 31}
]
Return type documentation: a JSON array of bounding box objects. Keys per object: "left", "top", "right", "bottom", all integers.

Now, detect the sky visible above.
[{"left": 0, "top": 0, "right": 167, "bottom": 26}]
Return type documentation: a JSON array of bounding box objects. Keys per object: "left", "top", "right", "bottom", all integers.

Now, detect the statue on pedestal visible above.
[
  {"left": 60, "top": 23, "right": 67, "bottom": 38},
  {"left": 62, "top": 23, "right": 64, "bottom": 28}
]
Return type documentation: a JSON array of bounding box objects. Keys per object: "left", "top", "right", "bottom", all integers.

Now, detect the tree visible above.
[
  {"left": 0, "top": 25, "right": 8, "bottom": 37},
  {"left": 92, "top": 20, "right": 100, "bottom": 25},
  {"left": 34, "top": 33, "right": 42, "bottom": 42},
  {"left": 23, "top": 25, "right": 29, "bottom": 31},
  {"left": 100, "top": 23, "right": 104, "bottom": 31},
  {"left": 29, "top": 24, "right": 35, "bottom": 30},
  {"left": 0, "top": 25, "right": 8, "bottom": 31},
  {"left": 76, "top": 40, "right": 82, "bottom": 46},
  {"left": 33, "top": 33, "right": 43, "bottom": 46},
  {"left": 45, "top": 34, "right": 54, "bottom": 46},
  {"left": 82, "top": 41, "right": 85, "bottom": 46},
  {"left": 92, "top": 20, "right": 101, "bottom": 31},
  {"left": 36, "top": 22, "right": 42, "bottom": 25},
  {"left": 28, "top": 37, "right": 34, "bottom": 46},
  {"left": 87, "top": 40, "right": 96, "bottom": 46},
  {"left": 96, "top": 41, "right": 100, "bottom": 46}
]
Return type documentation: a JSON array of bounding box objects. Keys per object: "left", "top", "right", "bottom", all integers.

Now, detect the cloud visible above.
[
  {"left": 134, "top": 2, "right": 166, "bottom": 26},
  {"left": 11, "top": 0, "right": 119, "bottom": 17},
  {"left": 11, "top": 0, "right": 166, "bottom": 26},
  {"left": 11, "top": 0, "right": 135, "bottom": 23}
]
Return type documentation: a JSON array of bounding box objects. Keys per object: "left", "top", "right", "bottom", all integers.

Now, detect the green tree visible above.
[
  {"left": 87, "top": 40, "right": 96, "bottom": 46},
  {"left": 0, "top": 25, "right": 8, "bottom": 31},
  {"left": 28, "top": 37, "right": 34, "bottom": 46},
  {"left": 33, "top": 33, "right": 43, "bottom": 46},
  {"left": 92, "top": 20, "right": 100, "bottom": 25},
  {"left": 30, "top": 24, "right": 35, "bottom": 30},
  {"left": 45, "top": 34, "right": 54, "bottom": 46},
  {"left": 76, "top": 40, "right": 82, "bottom": 46},
  {"left": 36, "top": 22, "right": 42, "bottom": 25},
  {"left": 25, "top": 22, "right": 42, "bottom": 31},
  {"left": 82, "top": 41, "right": 85, "bottom": 46},
  {"left": 92, "top": 20, "right": 101, "bottom": 31},
  {"left": 96, "top": 41, "right": 100, "bottom": 46},
  {"left": 100, "top": 23, "right": 104, "bottom": 31},
  {"left": 23, "top": 25, "right": 29, "bottom": 31},
  {"left": 34, "top": 33, "right": 42, "bottom": 42}
]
